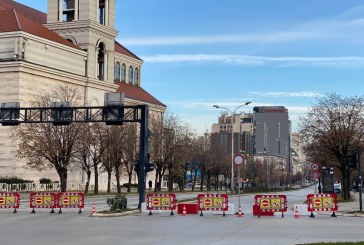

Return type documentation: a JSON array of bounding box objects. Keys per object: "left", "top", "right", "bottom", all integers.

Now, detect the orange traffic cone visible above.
[
  {"left": 91, "top": 202, "right": 96, "bottom": 216},
  {"left": 237, "top": 206, "right": 244, "bottom": 217},
  {"left": 181, "top": 205, "right": 187, "bottom": 216},
  {"left": 294, "top": 205, "right": 300, "bottom": 218}
]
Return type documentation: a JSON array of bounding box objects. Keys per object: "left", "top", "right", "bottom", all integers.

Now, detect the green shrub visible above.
[
  {"left": 0, "top": 176, "right": 33, "bottom": 184},
  {"left": 106, "top": 194, "right": 128, "bottom": 211},
  {"left": 39, "top": 178, "right": 52, "bottom": 184}
]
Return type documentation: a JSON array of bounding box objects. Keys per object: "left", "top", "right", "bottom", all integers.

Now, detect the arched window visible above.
[
  {"left": 115, "top": 62, "right": 120, "bottom": 81},
  {"left": 128, "top": 66, "right": 133, "bottom": 84},
  {"left": 121, "top": 63, "right": 126, "bottom": 82},
  {"left": 134, "top": 68, "right": 139, "bottom": 86},
  {"left": 98, "top": 0, "right": 106, "bottom": 25},
  {"left": 97, "top": 42, "right": 105, "bottom": 80}
]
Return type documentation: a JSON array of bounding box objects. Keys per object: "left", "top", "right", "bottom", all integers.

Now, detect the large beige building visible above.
[{"left": 0, "top": 0, "right": 165, "bottom": 189}]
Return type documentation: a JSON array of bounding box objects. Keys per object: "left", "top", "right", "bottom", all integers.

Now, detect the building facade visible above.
[
  {"left": 211, "top": 113, "right": 254, "bottom": 156},
  {"left": 0, "top": 0, "right": 165, "bottom": 189}
]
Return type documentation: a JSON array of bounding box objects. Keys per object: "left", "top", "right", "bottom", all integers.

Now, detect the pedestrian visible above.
[{"left": 148, "top": 180, "right": 152, "bottom": 191}]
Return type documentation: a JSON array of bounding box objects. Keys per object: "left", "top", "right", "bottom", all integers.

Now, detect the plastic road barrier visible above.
[
  {"left": 197, "top": 194, "right": 228, "bottom": 216},
  {"left": 57, "top": 192, "right": 85, "bottom": 214},
  {"left": 146, "top": 193, "right": 177, "bottom": 216},
  {"left": 307, "top": 193, "right": 338, "bottom": 218},
  {"left": 30, "top": 192, "right": 57, "bottom": 213},
  {"left": 254, "top": 194, "right": 287, "bottom": 218},
  {"left": 0, "top": 192, "right": 20, "bottom": 213}
]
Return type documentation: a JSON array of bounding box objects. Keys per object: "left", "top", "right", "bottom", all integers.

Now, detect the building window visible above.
[
  {"left": 128, "top": 66, "right": 133, "bottom": 84},
  {"left": 97, "top": 43, "right": 105, "bottom": 80},
  {"left": 62, "top": 0, "right": 75, "bottom": 22},
  {"left": 115, "top": 62, "right": 120, "bottom": 81},
  {"left": 98, "top": 0, "right": 106, "bottom": 25},
  {"left": 134, "top": 68, "right": 139, "bottom": 86},
  {"left": 121, "top": 63, "right": 126, "bottom": 82}
]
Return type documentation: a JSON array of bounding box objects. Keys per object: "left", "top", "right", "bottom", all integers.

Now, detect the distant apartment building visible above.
[{"left": 211, "top": 113, "right": 254, "bottom": 156}]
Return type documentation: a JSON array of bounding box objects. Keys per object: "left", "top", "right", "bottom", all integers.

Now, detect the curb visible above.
[{"left": 90, "top": 209, "right": 140, "bottom": 217}]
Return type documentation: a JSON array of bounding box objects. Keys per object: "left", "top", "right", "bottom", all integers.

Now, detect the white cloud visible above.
[
  {"left": 141, "top": 54, "right": 364, "bottom": 68},
  {"left": 249, "top": 91, "right": 322, "bottom": 98}
]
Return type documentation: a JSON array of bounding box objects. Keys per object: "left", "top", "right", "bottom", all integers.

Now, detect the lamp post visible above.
[
  {"left": 213, "top": 101, "right": 251, "bottom": 193},
  {"left": 256, "top": 122, "right": 280, "bottom": 188}
]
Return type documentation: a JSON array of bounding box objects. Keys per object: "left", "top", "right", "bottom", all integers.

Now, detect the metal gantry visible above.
[{"left": 0, "top": 104, "right": 149, "bottom": 209}]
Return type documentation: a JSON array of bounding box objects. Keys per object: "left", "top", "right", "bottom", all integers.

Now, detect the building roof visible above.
[
  {"left": 115, "top": 81, "right": 165, "bottom": 107},
  {"left": 0, "top": 0, "right": 46, "bottom": 24},
  {"left": 0, "top": 9, "right": 79, "bottom": 49},
  {"left": 114, "top": 41, "right": 142, "bottom": 61}
]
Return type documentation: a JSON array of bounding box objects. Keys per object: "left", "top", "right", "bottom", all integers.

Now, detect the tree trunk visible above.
[
  {"left": 207, "top": 171, "right": 211, "bottom": 191},
  {"left": 57, "top": 167, "right": 68, "bottom": 192},
  {"left": 127, "top": 171, "right": 132, "bottom": 193},
  {"left": 168, "top": 169, "right": 173, "bottom": 192},
  {"left": 84, "top": 170, "right": 91, "bottom": 194},
  {"left": 94, "top": 163, "right": 99, "bottom": 194},
  {"left": 107, "top": 171, "right": 112, "bottom": 193},
  {"left": 115, "top": 165, "right": 121, "bottom": 194},
  {"left": 342, "top": 166, "right": 351, "bottom": 200},
  {"left": 158, "top": 174, "right": 163, "bottom": 192}
]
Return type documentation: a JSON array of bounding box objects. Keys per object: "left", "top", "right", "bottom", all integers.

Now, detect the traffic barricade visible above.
[
  {"left": 197, "top": 194, "right": 228, "bottom": 217},
  {"left": 0, "top": 192, "right": 20, "bottom": 213},
  {"left": 254, "top": 194, "right": 287, "bottom": 218},
  {"left": 307, "top": 193, "right": 338, "bottom": 218},
  {"left": 146, "top": 193, "right": 177, "bottom": 216},
  {"left": 30, "top": 192, "right": 57, "bottom": 213},
  {"left": 57, "top": 192, "right": 85, "bottom": 214},
  {"left": 177, "top": 203, "right": 198, "bottom": 215}
]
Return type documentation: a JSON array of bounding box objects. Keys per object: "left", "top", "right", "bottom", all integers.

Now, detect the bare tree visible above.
[
  {"left": 12, "top": 85, "right": 84, "bottom": 191},
  {"left": 300, "top": 93, "right": 364, "bottom": 200},
  {"left": 123, "top": 123, "right": 139, "bottom": 192}
]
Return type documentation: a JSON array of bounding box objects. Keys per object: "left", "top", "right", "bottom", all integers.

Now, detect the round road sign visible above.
[
  {"left": 261, "top": 199, "right": 269, "bottom": 207},
  {"left": 153, "top": 199, "right": 159, "bottom": 206},
  {"left": 311, "top": 163, "right": 319, "bottom": 172},
  {"left": 204, "top": 198, "right": 211, "bottom": 206},
  {"left": 314, "top": 199, "right": 321, "bottom": 207},
  {"left": 233, "top": 154, "right": 245, "bottom": 165},
  {"left": 35, "top": 197, "right": 42, "bottom": 204},
  {"left": 0, "top": 197, "right": 4, "bottom": 203},
  {"left": 62, "top": 197, "right": 69, "bottom": 204}
]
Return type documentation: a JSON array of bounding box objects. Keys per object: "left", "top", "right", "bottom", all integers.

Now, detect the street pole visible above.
[
  {"left": 358, "top": 146, "right": 362, "bottom": 212},
  {"left": 277, "top": 123, "right": 280, "bottom": 154},
  {"left": 213, "top": 102, "right": 251, "bottom": 193},
  {"left": 231, "top": 114, "right": 234, "bottom": 193}
]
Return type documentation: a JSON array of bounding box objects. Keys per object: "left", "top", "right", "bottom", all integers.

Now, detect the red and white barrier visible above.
[
  {"left": 197, "top": 194, "right": 228, "bottom": 216},
  {"left": 146, "top": 193, "right": 177, "bottom": 216},
  {"left": 0, "top": 192, "right": 20, "bottom": 213}
]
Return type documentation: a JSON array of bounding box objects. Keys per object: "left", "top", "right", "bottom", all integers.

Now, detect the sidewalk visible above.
[{"left": 336, "top": 191, "right": 364, "bottom": 217}]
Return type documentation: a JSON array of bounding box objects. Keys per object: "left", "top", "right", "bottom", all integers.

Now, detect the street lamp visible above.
[
  {"left": 213, "top": 101, "right": 251, "bottom": 192},
  {"left": 256, "top": 122, "right": 280, "bottom": 188}
]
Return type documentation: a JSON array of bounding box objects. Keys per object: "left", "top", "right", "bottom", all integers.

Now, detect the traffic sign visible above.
[
  {"left": 35, "top": 197, "right": 42, "bottom": 205},
  {"left": 313, "top": 198, "right": 322, "bottom": 208},
  {"left": 0, "top": 197, "right": 4, "bottom": 204},
  {"left": 261, "top": 199, "right": 270, "bottom": 208},
  {"left": 311, "top": 163, "right": 319, "bottom": 172},
  {"left": 152, "top": 198, "right": 160, "bottom": 206},
  {"left": 204, "top": 198, "right": 212, "bottom": 207},
  {"left": 233, "top": 154, "right": 245, "bottom": 165}
]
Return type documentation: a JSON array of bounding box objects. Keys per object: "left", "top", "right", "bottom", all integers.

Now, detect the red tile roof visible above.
[
  {"left": 0, "top": 0, "right": 46, "bottom": 24},
  {"left": 115, "top": 41, "right": 142, "bottom": 61},
  {"left": 0, "top": 9, "right": 79, "bottom": 49},
  {"left": 115, "top": 81, "right": 165, "bottom": 107}
]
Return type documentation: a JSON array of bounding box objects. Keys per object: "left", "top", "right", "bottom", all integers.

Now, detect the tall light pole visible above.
[{"left": 213, "top": 101, "right": 251, "bottom": 193}]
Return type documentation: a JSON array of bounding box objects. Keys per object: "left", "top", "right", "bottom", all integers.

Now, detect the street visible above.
[{"left": 0, "top": 187, "right": 363, "bottom": 245}]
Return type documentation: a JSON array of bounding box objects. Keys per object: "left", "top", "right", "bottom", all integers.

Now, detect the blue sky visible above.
[{"left": 16, "top": 0, "right": 364, "bottom": 134}]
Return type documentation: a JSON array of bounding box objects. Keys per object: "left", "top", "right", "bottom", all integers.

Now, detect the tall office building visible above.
[{"left": 253, "top": 106, "right": 290, "bottom": 160}]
